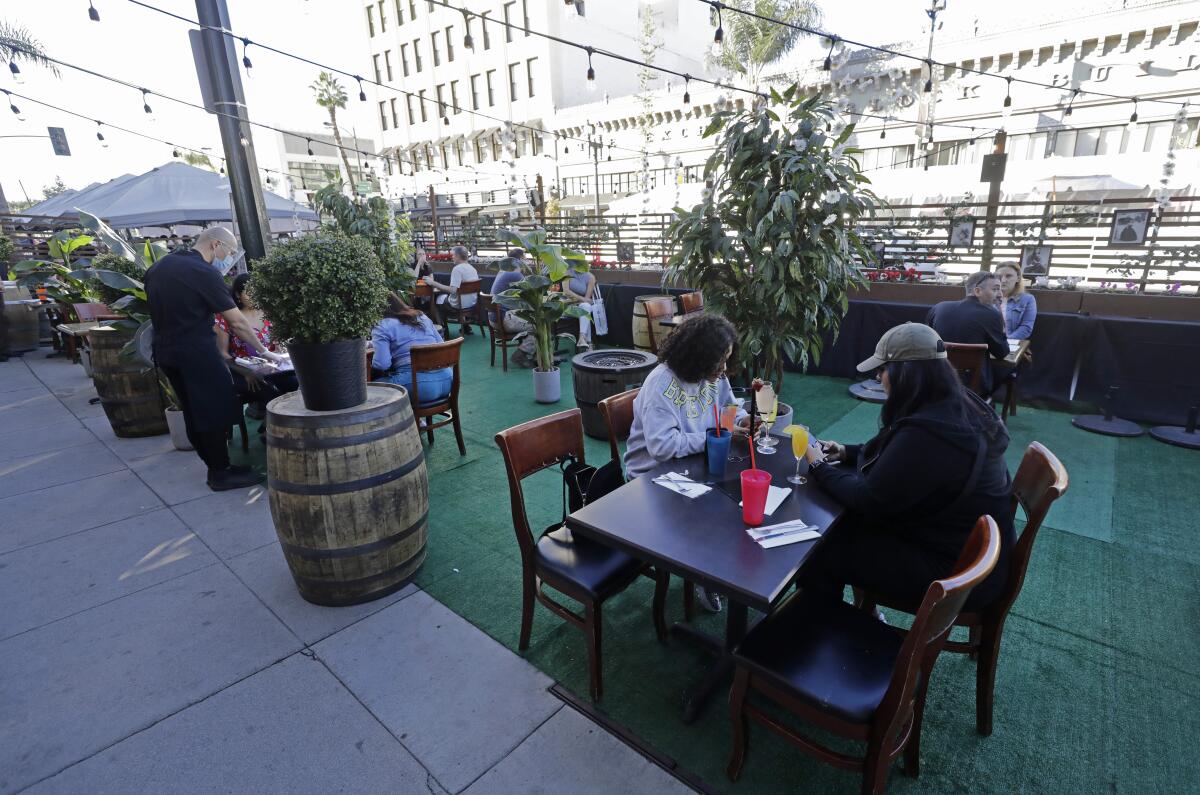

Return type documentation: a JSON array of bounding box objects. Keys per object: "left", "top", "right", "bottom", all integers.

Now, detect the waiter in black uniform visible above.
[{"left": 145, "top": 227, "right": 282, "bottom": 491}]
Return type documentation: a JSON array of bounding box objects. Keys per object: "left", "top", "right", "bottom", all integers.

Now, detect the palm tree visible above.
[
  {"left": 182, "top": 152, "right": 217, "bottom": 172},
  {"left": 0, "top": 20, "right": 60, "bottom": 216},
  {"left": 711, "top": 0, "right": 822, "bottom": 88},
  {"left": 310, "top": 71, "right": 356, "bottom": 189}
]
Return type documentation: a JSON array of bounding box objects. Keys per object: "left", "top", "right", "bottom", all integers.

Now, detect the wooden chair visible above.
[
  {"left": 481, "top": 293, "right": 520, "bottom": 372},
  {"left": 943, "top": 341, "right": 989, "bottom": 395},
  {"left": 680, "top": 291, "right": 704, "bottom": 314},
  {"left": 71, "top": 302, "right": 121, "bottom": 322},
  {"left": 495, "top": 409, "right": 669, "bottom": 701},
  {"left": 727, "top": 516, "right": 1001, "bottom": 794},
  {"left": 413, "top": 280, "right": 441, "bottom": 329},
  {"left": 642, "top": 297, "right": 675, "bottom": 355},
  {"left": 440, "top": 280, "right": 486, "bottom": 338},
  {"left": 408, "top": 337, "right": 466, "bottom": 455},
  {"left": 858, "top": 442, "right": 1068, "bottom": 736}
]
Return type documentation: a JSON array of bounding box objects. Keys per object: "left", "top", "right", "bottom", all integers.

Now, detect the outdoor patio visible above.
[{"left": 2, "top": 332, "right": 1196, "bottom": 794}]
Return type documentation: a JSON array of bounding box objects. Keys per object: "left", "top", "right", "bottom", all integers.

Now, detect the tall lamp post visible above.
[{"left": 920, "top": 0, "right": 948, "bottom": 171}]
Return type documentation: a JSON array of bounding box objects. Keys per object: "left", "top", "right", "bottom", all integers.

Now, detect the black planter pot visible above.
[{"left": 287, "top": 339, "right": 368, "bottom": 411}]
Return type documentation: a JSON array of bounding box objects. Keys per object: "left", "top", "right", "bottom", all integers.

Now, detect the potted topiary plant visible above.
[
  {"left": 251, "top": 234, "right": 388, "bottom": 411},
  {"left": 494, "top": 228, "right": 589, "bottom": 403},
  {"left": 665, "top": 89, "right": 875, "bottom": 393}
]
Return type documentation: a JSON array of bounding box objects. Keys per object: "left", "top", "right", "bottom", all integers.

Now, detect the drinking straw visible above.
[
  {"left": 713, "top": 404, "right": 721, "bottom": 437},
  {"left": 749, "top": 433, "right": 757, "bottom": 471}
]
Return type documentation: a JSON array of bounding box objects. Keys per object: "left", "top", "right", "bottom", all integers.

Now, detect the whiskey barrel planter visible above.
[
  {"left": 632, "top": 294, "right": 677, "bottom": 353},
  {"left": 86, "top": 326, "right": 168, "bottom": 438},
  {"left": 571, "top": 349, "right": 657, "bottom": 439},
  {"left": 265, "top": 383, "right": 429, "bottom": 606}
]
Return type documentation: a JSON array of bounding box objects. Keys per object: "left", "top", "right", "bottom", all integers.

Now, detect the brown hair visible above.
[
  {"left": 995, "top": 263, "right": 1025, "bottom": 295},
  {"left": 384, "top": 292, "right": 425, "bottom": 328}
]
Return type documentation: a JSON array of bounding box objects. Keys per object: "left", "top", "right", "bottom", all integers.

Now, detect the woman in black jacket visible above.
[{"left": 801, "top": 323, "right": 1015, "bottom": 609}]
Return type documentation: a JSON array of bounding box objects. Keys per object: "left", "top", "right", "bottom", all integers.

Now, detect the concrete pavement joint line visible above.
[
  {"left": 0, "top": 485, "right": 164, "bottom": 556},
  {"left": 14, "top": 648, "right": 306, "bottom": 793},
  {"left": 452, "top": 701, "right": 567, "bottom": 794}
]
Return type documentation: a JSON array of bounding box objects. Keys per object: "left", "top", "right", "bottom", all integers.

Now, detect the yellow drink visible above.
[{"left": 790, "top": 426, "right": 809, "bottom": 458}]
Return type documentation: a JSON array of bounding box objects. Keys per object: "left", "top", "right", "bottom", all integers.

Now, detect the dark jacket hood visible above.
[{"left": 888, "top": 391, "right": 1008, "bottom": 455}]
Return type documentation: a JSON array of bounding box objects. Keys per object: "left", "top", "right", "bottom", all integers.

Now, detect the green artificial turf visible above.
[{"left": 237, "top": 336, "right": 1200, "bottom": 793}]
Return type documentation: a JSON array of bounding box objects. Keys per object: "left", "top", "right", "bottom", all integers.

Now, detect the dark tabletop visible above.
[{"left": 566, "top": 435, "right": 845, "bottom": 612}]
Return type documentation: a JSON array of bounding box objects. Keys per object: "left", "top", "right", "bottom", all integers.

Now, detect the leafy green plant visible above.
[
  {"left": 665, "top": 88, "right": 875, "bottom": 389},
  {"left": 494, "top": 228, "right": 589, "bottom": 372},
  {"left": 0, "top": 233, "right": 13, "bottom": 267},
  {"left": 314, "top": 181, "right": 415, "bottom": 295},
  {"left": 12, "top": 229, "right": 100, "bottom": 306},
  {"left": 709, "top": 0, "right": 822, "bottom": 86},
  {"left": 250, "top": 234, "right": 387, "bottom": 344}
]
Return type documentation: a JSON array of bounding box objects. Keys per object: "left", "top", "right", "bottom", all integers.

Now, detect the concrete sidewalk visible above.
[{"left": 0, "top": 350, "right": 693, "bottom": 795}]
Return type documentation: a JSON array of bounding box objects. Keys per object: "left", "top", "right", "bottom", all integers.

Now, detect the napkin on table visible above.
[{"left": 652, "top": 472, "right": 711, "bottom": 499}]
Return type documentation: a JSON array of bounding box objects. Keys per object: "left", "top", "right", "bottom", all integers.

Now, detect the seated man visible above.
[
  {"left": 428, "top": 245, "right": 479, "bottom": 334},
  {"left": 925, "top": 270, "right": 1008, "bottom": 395},
  {"left": 490, "top": 249, "right": 538, "bottom": 368}
]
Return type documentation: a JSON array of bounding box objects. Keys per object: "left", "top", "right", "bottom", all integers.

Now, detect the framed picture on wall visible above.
[
  {"left": 1107, "top": 209, "right": 1152, "bottom": 247},
  {"left": 948, "top": 217, "right": 976, "bottom": 248},
  {"left": 1020, "top": 244, "right": 1053, "bottom": 276},
  {"left": 616, "top": 241, "right": 636, "bottom": 262}
]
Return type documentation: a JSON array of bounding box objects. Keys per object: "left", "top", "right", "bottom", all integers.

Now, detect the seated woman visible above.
[
  {"left": 558, "top": 263, "right": 598, "bottom": 350},
  {"left": 996, "top": 262, "right": 1037, "bottom": 340},
  {"left": 624, "top": 313, "right": 745, "bottom": 614},
  {"left": 800, "top": 323, "right": 1015, "bottom": 610},
  {"left": 371, "top": 292, "right": 453, "bottom": 402},
  {"left": 215, "top": 274, "right": 298, "bottom": 419}
]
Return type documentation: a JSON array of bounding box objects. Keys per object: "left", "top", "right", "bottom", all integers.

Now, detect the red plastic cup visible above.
[{"left": 741, "top": 469, "right": 771, "bottom": 526}]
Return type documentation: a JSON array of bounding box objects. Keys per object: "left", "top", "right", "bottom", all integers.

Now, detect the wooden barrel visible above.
[
  {"left": 571, "top": 349, "right": 658, "bottom": 439},
  {"left": 266, "top": 383, "right": 428, "bottom": 607},
  {"left": 86, "top": 326, "right": 168, "bottom": 438},
  {"left": 631, "top": 294, "right": 677, "bottom": 353}
]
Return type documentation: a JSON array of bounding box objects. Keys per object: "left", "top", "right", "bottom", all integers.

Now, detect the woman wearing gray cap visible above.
[{"left": 799, "top": 323, "right": 1015, "bottom": 610}]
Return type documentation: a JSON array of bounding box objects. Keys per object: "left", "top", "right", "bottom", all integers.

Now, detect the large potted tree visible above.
[
  {"left": 251, "top": 234, "right": 388, "bottom": 411},
  {"left": 494, "top": 228, "right": 589, "bottom": 403},
  {"left": 665, "top": 89, "right": 874, "bottom": 393}
]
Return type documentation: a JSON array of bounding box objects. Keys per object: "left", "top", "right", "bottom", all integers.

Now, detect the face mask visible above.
[{"left": 213, "top": 246, "right": 241, "bottom": 275}]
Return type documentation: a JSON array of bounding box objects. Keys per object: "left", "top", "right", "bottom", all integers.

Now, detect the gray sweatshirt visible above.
[{"left": 623, "top": 363, "right": 738, "bottom": 478}]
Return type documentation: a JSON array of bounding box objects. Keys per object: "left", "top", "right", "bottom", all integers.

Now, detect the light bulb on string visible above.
[
  {"left": 241, "top": 38, "right": 253, "bottom": 72},
  {"left": 823, "top": 36, "right": 837, "bottom": 71},
  {"left": 1128, "top": 98, "right": 1139, "bottom": 128},
  {"left": 172, "top": 147, "right": 180, "bottom": 158},
  {"left": 462, "top": 12, "right": 474, "bottom": 49},
  {"left": 1064, "top": 88, "right": 1078, "bottom": 117},
  {"left": 879, "top": 118, "right": 887, "bottom": 140},
  {"left": 585, "top": 47, "right": 596, "bottom": 92},
  {"left": 88, "top": 2, "right": 100, "bottom": 22},
  {"left": 9, "top": 60, "right": 23, "bottom": 84},
  {"left": 5, "top": 90, "right": 22, "bottom": 120},
  {"left": 306, "top": 138, "right": 314, "bottom": 157},
  {"left": 711, "top": 5, "right": 724, "bottom": 58},
  {"left": 220, "top": 165, "right": 226, "bottom": 176},
  {"left": 356, "top": 77, "right": 366, "bottom": 102},
  {"left": 141, "top": 89, "right": 154, "bottom": 122},
  {"left": 682, "top": 75, "right": 690, "bottom": 105},
  {"left": 96, "top": 121, "right": 107, "bottom": 147}
]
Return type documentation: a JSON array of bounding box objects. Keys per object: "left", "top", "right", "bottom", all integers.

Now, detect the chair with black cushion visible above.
[
  {"left": 680, "top": 291, "right": 704, "bottom": 314},
  {"left": 440, "top": 280, "right": 486, "bottom": 338},
  {"left": 858, "top": 442, "right": 1068, "bottom": 736},
  {"left": 943, "top": 341, "right": 989, "bottom": 396},
  {"left": 409, "top": 337, "right": 466, "bottom": 456},
  {"left": 495, "top": 409, "right": 669, "bottom": 701},
  {"left": 727, "top": 516, "right": 1000, "bottom": 794}
]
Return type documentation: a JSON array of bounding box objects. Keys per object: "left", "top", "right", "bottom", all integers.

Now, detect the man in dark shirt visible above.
[
  {"left": 925, "top": 271, "right": 1008, "bottom": 395},
  {"left": 145, "top": 227, "right": 280, "bottom": 491}
]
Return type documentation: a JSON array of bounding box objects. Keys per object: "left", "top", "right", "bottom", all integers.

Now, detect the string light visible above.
[
  {"left": 585, "top": 47, "right": 596, "bottom": 92},
  {"left": 682, "top": 75, "right": 690, "bottom": 105},
  {"left": 141, "top": 89, "right": 153, "bottom": 117},
  {"left": 8, "top": 60, "right": 22, "bottom": 84},
  {"left": 4, "top": 89, "right": 21, "bottom": 118},
  {"left": 172, "top": 147, "right": 180, "bottom": 157},
  {"left": 711, "top": 5, "right": 724, "bottom": 57},
  {"left": 356, "top": 76, "right": 366, "bottom": 102},
  {"left": 823, "top": 36, "right": 837, "bottom": 71},
  {"left": 241, "top": 38, "right": 253, "bottom": 71},
  {"left": 306, "top": 138, "right": 314, "bottom": 156},
  {"left": 1128, "top": 98, "right": 1139, "bottom": 125},
  {"left": 1002, "top": 77, "right": 1012, "bottom": 108},
  {"left": 879, "top": 117, "right": 887, "bottom": 140},
  {"left": 462, "top": 11, "right": 474, "bottom": 49},
  {"left": 923, "top": 60, "right": 932, "bottom": 93},
  {"left": 96, "top": 121, "right": 107, "bottom": 147},
  {"left": 88, "top": 2, "right": 100, "bottom": 22},
  {"left": 1063, "top": 88, "right": 1078, "bottom": 117}
]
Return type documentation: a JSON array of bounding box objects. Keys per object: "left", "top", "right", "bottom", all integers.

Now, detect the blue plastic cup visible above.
[{"left": 706, "top": 428, "right": 732, "bottom": 479}]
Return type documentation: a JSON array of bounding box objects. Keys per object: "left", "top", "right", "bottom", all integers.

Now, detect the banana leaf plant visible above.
[
  {"left": 12, "top": 229, "right": 101, "bottom": 307},
  {"left": 493, "top": 228, "right": 589, "bottom": 372}
]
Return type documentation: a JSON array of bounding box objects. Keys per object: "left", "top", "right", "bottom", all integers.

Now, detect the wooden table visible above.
[
  {"left": 999, "top": 337, "right": 1031, "bottom": 367},
  {"left": 566, "top": 435, "right": 845, "bottom": 722},
  {"left": 659, "top": 313, "right": 700, "bottom": 329},
  {"left": 55, "top": 321, "right": 111, "bottom": 364}
]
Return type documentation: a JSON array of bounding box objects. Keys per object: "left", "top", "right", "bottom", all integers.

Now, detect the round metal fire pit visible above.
[{"left": 571, "top": 349, "right": 658, "bottom": 439}]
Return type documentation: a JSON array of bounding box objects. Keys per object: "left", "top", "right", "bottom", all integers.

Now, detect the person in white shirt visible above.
[{"left": 429, "top": 245, "right": 479, "bottom": 330}]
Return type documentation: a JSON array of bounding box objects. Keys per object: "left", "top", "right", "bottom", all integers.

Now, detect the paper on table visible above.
[
  {"left": 1007, "top": 339, "right": 1021, "bottom": 352},
  {"left": 758, "top": 528, "right": 820, "bottom": 549},
  {"left": 739, "top": 485, "right": 791, "bottom": 517},
  {"left": 652, "top": 472, "right": 711, "bottom": 499}
]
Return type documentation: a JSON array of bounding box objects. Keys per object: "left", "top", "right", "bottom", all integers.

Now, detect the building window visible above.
[
  {"left": 377, "top": 1, "right": 387, "bottom": 32},
  {"left": 522, "top": 0, "right": 530, "bottom": 34},
  {"left": 379, "top": 101, "right": 389, "bottom": 131},
  {"left": 474, "top": 137, "right": 486, "bottom": 162},
  {"left": 503, "top": 2, "right": 515, "bottom": 43},
  {"left": 450, "top": 80, "right": 460, "bottom": 114},
  {"left": 408, "top": 0, "right": 417, "bottom": 20},
  {"left": 418, "top": 89, "right": 428, "bottom": 122},
  {"left": 1097, "top": 125, "right": 1127, "bottom": 156},
  {"left": 531, "top": 131, "right": 543, "bottom": 155},
  {"left": 412, "top": 39, "right": 423, "bottom": 72},
  {"left": 384, "top": 50, "right": 393, "bottom": 81},
  {"left": 481, "top": 11, "right": 492, "bottom": 49},
  {"left": 492, "top": 134, "right": 502, "bottom": 160},
  {"left": 525, "top": 58, "right": 537, "bottom": 97},
  {"left": 394, "top": 0, "right": 404, "bottom": 25},
  {"left": 372, "top": 54, "right": 382, "bottom": 83},
  {"left": 508, "top": 63, "right": 519, "bottom": 102},
  {"left": 486, "top": 70, "right": 496, "bottom": 106},
  {"left": 406, "top": 94, "right": 417, "bottom": 124},
  {"left": 435, "top": 84, "right": 446, "bottom": 113},
  {"left": 400, "top": 43, "right": 410, "bottom": 76},
  {"left": 366, "top": 5, "right": 375, "bottom": 37},
  {"left": 455, "top": 139, "right": 464, "bottom": 166},
  {"left": 1143, "top": 121, "right": 1174, "bottom": 153},
  {"left": 424, "top": 144, "right": 434, "bottom": 170},
  {"left": 1052, "top": 129, "right": 1076, "bottom": 159},
  {"left": 445, "top": 26, "right": 455, "bottom": 62},
  {"left": 390, "top": 98, "right": 399, "bottom": 128},
  {"left": 440, "top": 143, "right": 449, "bottom": 169},
  {"left": 470, "top": 75, "right": 480, "bottom": 110},
  {"left": 431, "top": 31, "right": 441, "bottom": 67}
]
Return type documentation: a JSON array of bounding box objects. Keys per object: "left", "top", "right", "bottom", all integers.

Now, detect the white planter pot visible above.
[
  {"left": 770, "top": 402, "right": 794, "bottom": 434},
  {"left": 165, "top": 408, "right": 193, "bottom": 451},
  {"left": 533, "top": 367, "right": 561, "bottom": 403}
]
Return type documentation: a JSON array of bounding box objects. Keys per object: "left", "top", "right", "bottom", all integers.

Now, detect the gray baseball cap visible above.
[{"left": 857, "top": 323, "right": 947, "bottom": 372}]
